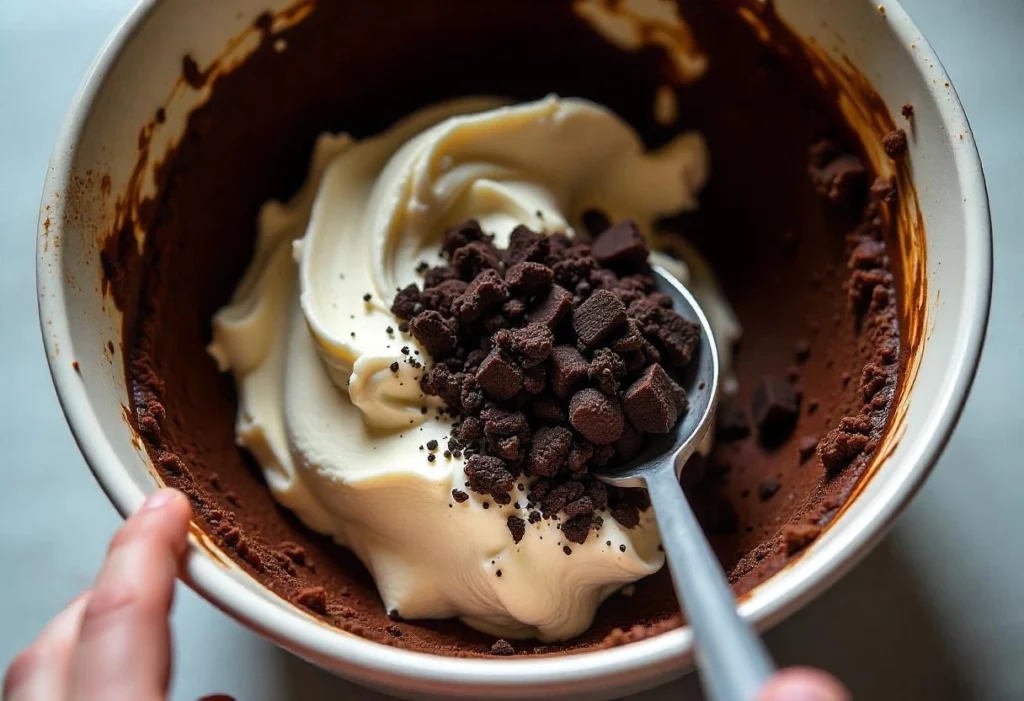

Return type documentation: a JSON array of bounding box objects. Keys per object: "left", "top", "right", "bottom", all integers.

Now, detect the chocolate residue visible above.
[{"left": 102, "top": 0, "right": 922, "bottom": 658}]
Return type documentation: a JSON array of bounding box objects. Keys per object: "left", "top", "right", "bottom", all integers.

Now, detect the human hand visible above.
[
  {"left": 757, "top": 667, "right": 851, "bottom": 701},
  {"left": 4, "top": 489, "right": 191, "bottom": 701},
  {"left": 5, "top": 488, "right": 850, "bottom": 701}
]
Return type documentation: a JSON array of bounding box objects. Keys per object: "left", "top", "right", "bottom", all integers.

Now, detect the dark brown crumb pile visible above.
[{"left": 391, "top": 217, "right": 699, "bottom": 544}]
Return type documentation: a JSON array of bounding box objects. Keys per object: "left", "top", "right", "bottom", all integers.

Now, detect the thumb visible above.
[
  {"left": 68, "top": 489, "right": 191, "bottom": 701},
  {"left": 757, "top": 667, "right": 851, "bottom": 701}
]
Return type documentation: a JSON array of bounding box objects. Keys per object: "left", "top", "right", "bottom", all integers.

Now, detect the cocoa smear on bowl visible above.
[{"left": 104, "top": 0, "right": 910, "bottom": 657}]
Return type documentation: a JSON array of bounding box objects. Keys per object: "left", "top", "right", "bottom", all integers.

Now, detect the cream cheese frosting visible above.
[{"left": 208, "top": 96, "right": 738, "bottom": 641}]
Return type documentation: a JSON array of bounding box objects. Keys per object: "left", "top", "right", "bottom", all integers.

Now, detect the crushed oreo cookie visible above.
[{"left": 392, "top": 218, "right": 699, "bottom": 543}]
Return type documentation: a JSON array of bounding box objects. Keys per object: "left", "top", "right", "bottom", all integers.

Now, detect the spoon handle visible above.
[{"left": 645, "top": 461, "right": 775, "bottom": 701}]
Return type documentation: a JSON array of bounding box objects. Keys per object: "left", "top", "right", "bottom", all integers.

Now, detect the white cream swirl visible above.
[{"left": 208, "top": 96, "right": 738, "bottom": 641}]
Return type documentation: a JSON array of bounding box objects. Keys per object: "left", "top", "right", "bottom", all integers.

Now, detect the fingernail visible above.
[{"left": 141, "top": 489, "right": 177, "bottom": 512}]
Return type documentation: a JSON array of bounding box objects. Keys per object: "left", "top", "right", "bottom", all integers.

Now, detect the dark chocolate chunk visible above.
[
  {"left": 751, "top": 376, "right": 799, "bottom": 442},
  {"left": 623, "top": 364, "right": 682, "bottom": 434},
  {"left": 527, "top": 284, "right": 573, "bottom": 330},
  {"left": 548, "top": 345, "right": 589, "bottom": 398},
  {"left": 569, "top": 389, "right": 625, "bottom": 445},
  {"left": 505, "top": 261, "right": 553, "bottom": 294},
  {"left": 475, "top": 348, "right": 523, "bottom": 401},
  {"left": 572, "top": 290, "right": 627, "bottom": 347},
  {"left": 591, "top": 220, "right": 649, "bottom": 270}
]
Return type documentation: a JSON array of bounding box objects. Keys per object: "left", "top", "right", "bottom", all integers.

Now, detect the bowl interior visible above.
[{"left": 38, "top": 0, "right": 989, "bottom": 698}]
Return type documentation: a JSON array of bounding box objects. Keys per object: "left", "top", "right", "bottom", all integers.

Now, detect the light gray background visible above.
[{"left": 1, "top": 1, "right": 1021, "bottom": 699}]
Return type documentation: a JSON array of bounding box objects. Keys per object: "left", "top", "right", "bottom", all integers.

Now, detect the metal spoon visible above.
[{"left": 594, "top": 266, "right": 775, "bottom": 701}]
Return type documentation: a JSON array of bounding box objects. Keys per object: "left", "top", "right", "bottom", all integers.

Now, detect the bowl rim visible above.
[{"left": 36, "top": 0, "right": 992, "bottom": 691}]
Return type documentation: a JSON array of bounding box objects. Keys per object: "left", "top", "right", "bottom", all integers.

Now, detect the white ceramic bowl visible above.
[{"left": 37, "top": 1, "right": 990, "bottom": 698}]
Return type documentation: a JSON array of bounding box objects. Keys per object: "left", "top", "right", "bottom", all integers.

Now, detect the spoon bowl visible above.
[{"left": 592, "top": 265, "right": 720, "bottom": 487}]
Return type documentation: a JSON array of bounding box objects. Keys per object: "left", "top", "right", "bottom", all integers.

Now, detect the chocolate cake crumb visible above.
[
  {"left": 782, "top": 523, "right": 822, "bottom": 556},
  {"left": 386, "top": 624, "right": 404, "bottom": 638},
  {"left": 295, "top": 586, "right": 328, "bottom": 614},
  {"left": 490, "top": 639, "right": 515, "bottom": 656},
  {"left": 507, "top": 515, "right": 526, "bottom": 544},
  {"left": 882, "top": 128, "right": 908, "bottom": 159},
  {"left": 465, "top": 455, "right": 515, "bottom": 499},
  {"left": 901, "top": 102, "right": 914, "bottom": 119},
  {"left": 451, "top": 489, "right": 469, "bottom": 503},
  {"left": 384, "top": 220, "right": 700, "bottom": 545},
  {"left": 528, "top": 426, "right": 573, "bottom": 476},
  {"left": 409, "top": 311, "right": 457, "bottom": 359},
  {"left": 819, "top": 416, "right": 872, "bottom": 473},
  {"left": 563, "top": 546, "right": 573, "bottom": 555}
]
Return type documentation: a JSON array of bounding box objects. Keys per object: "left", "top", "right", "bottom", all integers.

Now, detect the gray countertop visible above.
[{"left": 1, "top": 1, "right": 1021, "bottom": 699}]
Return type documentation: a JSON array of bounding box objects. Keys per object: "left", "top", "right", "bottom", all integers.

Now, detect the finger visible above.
[
  {"left": 757, "top": 667, "right": 851, "bottom": 701},
  {"left": 4, "top": 592, "right": 91, "bottom": 701},
  {"left": 68, "top": 489, "right": 191, "bottom": 701}
]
